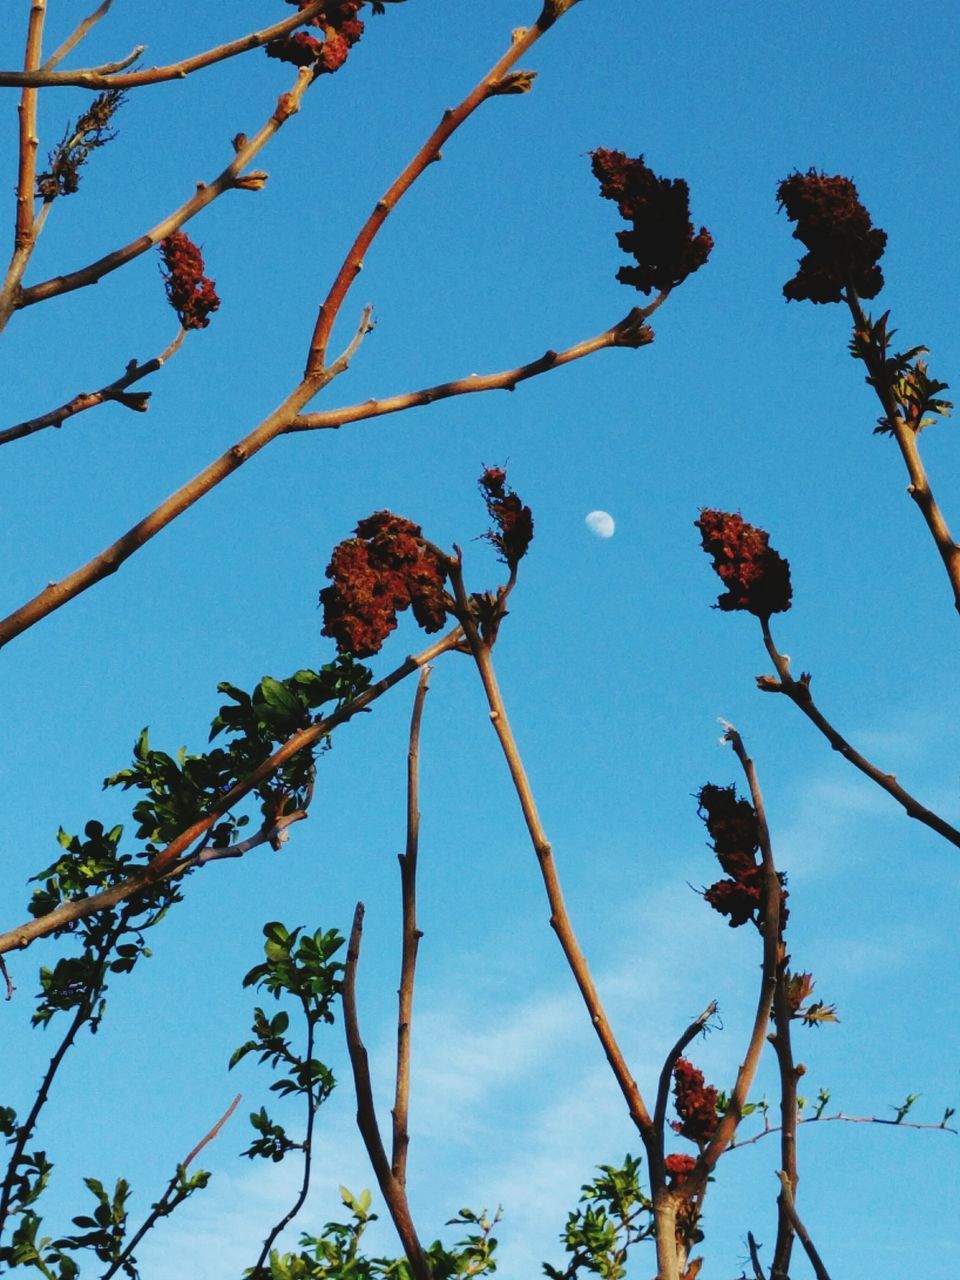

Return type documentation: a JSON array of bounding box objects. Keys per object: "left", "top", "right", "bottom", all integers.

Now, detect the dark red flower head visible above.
[
  {"left": 592, "top": 148, "right": 712, "bottom": 294},
  {"left": 777, "top": 170, "right": 886, "bottom": 304},
  {"left": 320, "top": 512, "right": 448, "bottom": 657},
  {"left": 664, "top": 1153, "right": 698, "bottom": 1189},
  {"left": 697, "top": 780, "right": 788, "bottom": 931},
  {"left": 672, "top": 1058, "right": 720, "bottom": 1146},
  {"left": 266, "top": 2, "right": 365, "bottom": 71},
  {"left": 158, "top": 232, "right": 220, "bottom": 330},
  {"left": 696, "top": 509, "right": 792, "bottom": 618},
  {"left": 479, "top": 467, "right": 534, "bottom": 569}
]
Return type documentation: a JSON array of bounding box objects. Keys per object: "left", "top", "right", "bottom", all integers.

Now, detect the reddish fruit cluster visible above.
[
  {"left": 777, "top": 170, "right": 886, "bottom": 304},
  {"left": 672, "top": 1058, "right": 719, "bottom": 1146},
  {"left": 266, "top": 2, "right": 364, "bottom": 72},
  {"left": 591, "top": 148, "right": 712, "bottom": 294},
  {"left": 158, "top": 233, "right": 220, "bottom": 330},
  {"left": 479, "top": 467, "right": 534, "bottom": 569},
  {"left": 696, "top": 509, "right": 792, "bottom": 618},
  {"left": 320, "top": 512, "right": 448, "bottom": 657},
  {"left": 664, "top": 1153, "right": 697, "bottom": 1188},
  {"left": 698, "top": 783, "right": 788, "bottom": 931}
]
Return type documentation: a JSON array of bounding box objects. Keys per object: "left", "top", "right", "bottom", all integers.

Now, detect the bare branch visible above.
[
  {"left": 43, "top": 0, "right": 115, "bottom": 72},
  {"left": 729, "top": 1109, "right": 959, "bottom": 1150},
  {"left": 343, "top": 904, "right": 431, "bottom": 1280},
  {"left": 448, "top": 556, "right": 655, "bottom": 1144},
  {"left": 392, "top": 665, "right": 431, "bottom": 1184},
  {"left": 304, "top": 6, "right": 584, "bottom": 375},
  {"left": 0, "top": 626, "right": 461, "bottom": 955},
  {"left": 775, "top": 1172, "right": 833, "bottom": 1280},
  {"left": 286, "top": 307, "right": 657, "bottom": 435},
  {"left": 12, "top": 68, "right": 314, "bottom": 317},
  {"left": 0, "top": 329, "right": 184, "bottom": 447},
  {"left": 0, "top": 2, "right": 334, "bottom": 90},
  {"left": 759, "top": 619, "right": 960, "bottom": 851}
]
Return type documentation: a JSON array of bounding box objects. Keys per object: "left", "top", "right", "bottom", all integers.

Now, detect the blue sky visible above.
[{"left": 2, "top": 1, "right": 959, "bottom": 1276}]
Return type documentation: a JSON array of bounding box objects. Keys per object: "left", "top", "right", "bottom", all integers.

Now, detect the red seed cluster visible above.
[
  {"left": 158, "top": 233, "right": 220, "bottom": 330},
  {"left": 266, "top": 2, "right": 365, "bottom": 72},
  {"left": 591, "top": 148, "right": 712, "bottom": 294},
  {"left": 698, "top": 783, "right": 788, "bottom": 931},
  {"left": 777, "top": 170, "right": 886, "bottom": 304},
  {"left": 479, "top": 467, "right": 534, "bottom": 569},
  {"left": 672, "top": 1058, "right": 720, "bottom": 1146},
  {"left": 696, "top": 509, "right": 792, "bottom": 618},
  {"left": 320, "top": 512, "right": 448, "bottom": 657},
  {"left": 664, "top": 1153, "right": 697, "bottom": 1188}
]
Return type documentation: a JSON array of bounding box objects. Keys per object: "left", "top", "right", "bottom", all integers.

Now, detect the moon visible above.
[{"left": 585, "top": 510, "right": 616, "bottom": 539}]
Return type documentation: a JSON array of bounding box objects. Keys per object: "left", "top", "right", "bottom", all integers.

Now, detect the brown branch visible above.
[
  {"left": 0, "top": 625, "right": 461, "bottom": 955},
  {"left": 652, "top": 1002, "right": 717, "bottom": 1182},
  {"left": 0, "top": 2, "right": 333, "bottom": 90},
  {"left": 102, "top": 1093, "right": 241, "bottom": 1280},
  {"left": 43, "top": 0, "right": 115, "bottom": 72},
  {"left": 0, "top": 328, "right": 184, "bottom": 447},
  {"left": 304, "top": 2, "right": 581, "bottom": 375},
  {"left": 758, "top": 619, "right": 960, "bottom": 850},
  {"left": 343, "top": 903, "right": 431, "bottom": 1280},
  {"left": 0, "top": 0, "right": 47, "bottom": 329},
  {"left": 0, "top": 956, "right": 13, "bottom": 1000},
  {"left": 0, "top": 305, "right": 371, "bottom": 651},
  {"left": 689, "top": 727, "right": 782, "bottom": 1187},
  {"left": 13, "top": 67, "right": 313, "bottom": 316},
  {"left": 746, "top": 1232, "right": 767, "bottom": 1280},
  {"left": 392, "top": 665, "right": 431, "bottom": 1185},
  {"left": 287, "top": 307, "right": 656, "bottom": 435},
  {"left": 775, "top": 1172, "right": 832, "bottom": 1280},
  {"left": 447, "top": 556, "right": 655, "bottom": 1145},
  {"left": 768, "top": 949, "right": 799, "bottom": 1279},
  {"left": 729, "top": 1109, "right": 958, "bottom": 1150},
  {"left": 846, "top": 291, "right": 960, "bottom": 615}
]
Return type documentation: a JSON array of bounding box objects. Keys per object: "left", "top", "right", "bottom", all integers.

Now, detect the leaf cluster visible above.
[
  {"left": 850, "top": 311, "right": 953, "bottom": 434},
  {"left": 543, "top": 1156, "right": 653, "bottom": 1280}
]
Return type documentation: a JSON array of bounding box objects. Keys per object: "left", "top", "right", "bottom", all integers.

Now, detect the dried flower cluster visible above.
[
  {"left": 36, "top": 90, "right": 124, "bottom": 200},
  {"left": 158, "top": 233, "right": 221, "bottom": 331},
  {"left": 672, "top": 1058, "right": 719, "bottom": 1146},
  {"left": 777, "top": 170, "right": 886, "bottom": 304},
  {"left": 697, "top": 783, "right": 787, "bottom": 931},
  {"left": 320, "top": 512, "right": 449, "bottom": 657},
  {"left": 591, "top": 148, "right": 713, "bottom": 294},
  {"left": 664, "top": 1152, "right": 697, "bottom": 1188},
  {"left": 696, "top": 509, "right": 792, "bottom": 618},
  {"left": 266, "top": 1, "right": 365, "bottom": 72},
  {"left": 479, "top": 467, "right": 534, "bottom": 569}
]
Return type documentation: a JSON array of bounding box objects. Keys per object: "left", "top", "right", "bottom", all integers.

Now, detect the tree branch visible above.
[
  {"left": 0, "top": 625, "right": 462, "bottom": 955},
  {"left": 392, "top": 665, "right": 431, "bottom": 1185},
  {"left": 728, "top": 1109, "right": 958, "bottom": 1150},
  {"left": 0, "top": 306, "right": 372, "bottom": 650},
  {"left": 342, "top": 903, "right": 431, "bottom": 1280},
  {"left": 286, "top": 307, "right": 656, "bottom": 435},
  {"left": 304, "top": 3, "right": 582, "bottom": 374},
  {"left": 775, "top": 1172, "right": 832, "bottom": 1280},
  {"left": 0, "top": 2, "right": 334, "bottom": 90},
  {"left": 652, "top": 1001, "right": 717, "bottom": 1182},
  {"left": 0, "top": 329, "right": 184, "bottom": 447},
  {"left": 42, "top": 0, "right": 115, "bottom": 72},
  {"left": 12, "top": 67, "right": 313, "bottom": 317},
  {"left": 758, "top": 618, "right": 960, "bottom": 850},
  {"left": 448, "top": 556, "right": 655, "bottom": 1145}
]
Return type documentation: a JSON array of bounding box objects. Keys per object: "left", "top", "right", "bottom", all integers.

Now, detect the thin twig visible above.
[
  {"left": 0, "top": 306, "right": 372, "bottom": 650},
  {"left": 43, "top": 0, "right": 114, "bottom": 71},
  {"left": 447, "top": 556, "right": 655, "bottom": 1145},
  {"left": 392, "top": 666, "right": 431, "bottom": 1184},
  {"left": 304, "top": 3, "right": 582, "bottom": 374},
  {"left": 0, "top": 329, "right": 185, "bottom": 447},
  {"left": 652, "top": 1002, "right": 717, "bottom": 1182},
  {"left": 0, "top": 2, "right": 333, "bottom": 90},
  {"left": 758, "top": 619, "right": 960, "bottom": 850},
  {"left": 12, "top": 67, "right": 314, "bottom": 316},
  {"left": 0, "top": 625, "right": 462, "bottom": 954},
  {"left": 746, "top": 1232, "right": 767, "bottom": 1280},
  {"left": 0, "top": 956, "right": 13, "bottom": 1000},
  {"left": 775, "top": 1172, "right": 832, "bottom": 1280},
  {"left": 252, "top": 1003, "right": 318, "bottom": 1276},
  {"left": 286, "top": 307, "right": 656, "bottom": 435},
  {"left": 845, "top": 290, "right": 960, "bottom": 615},
  {"left": 102, "top": 1094, "right": 241, "bottom": 1280},
  {"left": 769, "top": 948, "right": 799, "bottom": 1279},
  {"left": 343, "top": 904, "right": 431, "bottom": 1280},
  {"left": 728, "top": 1109, "right": 958, "bottom": 1150}
]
